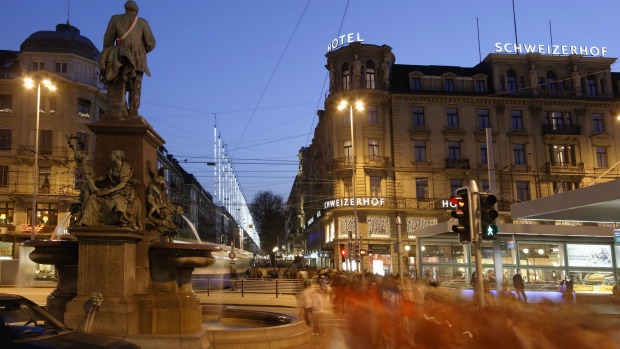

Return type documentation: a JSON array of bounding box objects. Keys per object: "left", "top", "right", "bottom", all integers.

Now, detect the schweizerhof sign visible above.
[{"left": 495, "top": 42, "right": 608, "bottom": 57}]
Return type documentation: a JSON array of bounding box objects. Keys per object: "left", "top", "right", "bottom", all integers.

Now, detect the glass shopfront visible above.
[{"left": 419, "top": 236, "right": 619, "bottom": 295}]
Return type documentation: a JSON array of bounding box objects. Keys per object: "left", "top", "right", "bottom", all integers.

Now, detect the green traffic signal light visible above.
[{"left": 480, "top": 193, "right": 499, "bottom": 240}]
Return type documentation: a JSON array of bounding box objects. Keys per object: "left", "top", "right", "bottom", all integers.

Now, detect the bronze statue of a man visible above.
[{"left": 100, "top": 1, "right": 156, "bottom": 119}]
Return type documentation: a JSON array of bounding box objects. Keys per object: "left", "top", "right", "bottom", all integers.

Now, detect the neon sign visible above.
[
  {"left": 327, "top": 33, "right": 364, "bottom": 52},
  {"left": 323, "top": 197, "right": 384, "bottom": 209},
  {"left": 19, "top": 224, "right": 45, "bottom": 234},
  {"left": 494, "top": 42, "right": 608, "bottom": 57}
]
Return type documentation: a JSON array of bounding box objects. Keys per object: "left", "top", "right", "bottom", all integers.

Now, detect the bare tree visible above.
[{"left": 249, "top": 190, "right": 285, "bottom": 254}]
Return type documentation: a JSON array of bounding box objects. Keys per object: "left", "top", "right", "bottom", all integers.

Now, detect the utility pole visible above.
[{"left": 469, "top": 180, "right": 485, "bottom": 309}]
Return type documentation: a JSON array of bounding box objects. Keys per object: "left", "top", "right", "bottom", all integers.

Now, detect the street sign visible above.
[{"left": 228, "top": 252, "right": 236, "bottom": 260}]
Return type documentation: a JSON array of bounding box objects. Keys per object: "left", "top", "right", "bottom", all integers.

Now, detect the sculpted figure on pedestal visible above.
[
  {"left": 74, "top": 150, "right": 142, "bottom": 230},
  {"left": 99, "top": 0, "right": 156, "bottom": 119}
]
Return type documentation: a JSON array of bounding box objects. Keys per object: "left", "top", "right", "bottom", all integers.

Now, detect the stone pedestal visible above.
[
  {"left": 88, "top": 117, "right": 165, "bottom": 232},
  {"left": 64, "top": 229, "right": 143, "bottom": 335}
]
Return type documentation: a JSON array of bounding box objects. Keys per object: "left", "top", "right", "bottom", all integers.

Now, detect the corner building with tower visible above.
[{"left": 289, "top": 41, "right": 620, "bottom": 296}]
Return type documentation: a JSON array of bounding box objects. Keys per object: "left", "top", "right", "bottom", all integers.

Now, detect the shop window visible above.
[
  {"left": 421, "top": 241, "right": 468, "bottom": 264},
  {"left": 0, "top": 202, "right": 13, "bottom": 224},
  {"left": 29, "top": 202, "right": 58, "bottom": 226}
]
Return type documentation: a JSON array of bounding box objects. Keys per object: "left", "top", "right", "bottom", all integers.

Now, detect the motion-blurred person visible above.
[
  {"left": 512, "top": 269, "right": 527, "bottom": 303},
  {"left": 298, "top": 282, "right": 314, "bottom": 327},
  {"left": 310, "top": 285, "right": 324, "bottom": 335}
]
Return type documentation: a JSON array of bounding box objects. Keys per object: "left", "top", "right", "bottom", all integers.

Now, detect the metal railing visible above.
[{"left": 234, "top": 278, "right": 307, "bottom": 298}]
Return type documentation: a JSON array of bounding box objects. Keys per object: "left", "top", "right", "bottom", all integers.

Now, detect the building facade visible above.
[
  {"left": 291, "top": 41, "right": 620, "bottom": 293},
  {"left": 0, "top": 24, "right": 104, "bottom": 283}
]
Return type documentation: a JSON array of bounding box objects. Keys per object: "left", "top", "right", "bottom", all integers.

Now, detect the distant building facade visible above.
[{"left": 0, "top": 24, "right": 104, "bottom": 276}]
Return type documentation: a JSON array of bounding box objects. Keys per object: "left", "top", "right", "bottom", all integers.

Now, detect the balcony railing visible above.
[
  {"left": 538, "top": 89, "right": 576, "bottom": 97},
  {"left": 364, "top": 155, "right": 390, "bottom": 168},
  {"left": 331, "top": 156, "right": 354, "bottom": 171},
  {"left": 542, "top": 124, "right": 581, "bottom": 135},
  {"left": 445, "top": 158, "right": 470, "bottom": 169},
  {"left": 544, "top": 162, "right": 585, "bottom": 175}
]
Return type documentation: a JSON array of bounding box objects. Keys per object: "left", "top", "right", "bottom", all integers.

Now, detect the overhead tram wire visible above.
[
  {"left": 229, "top": 0, "right": 312, "bottom": 159},
  {"left": 305, "top": 0, "right": 350, "bottom": 147}
]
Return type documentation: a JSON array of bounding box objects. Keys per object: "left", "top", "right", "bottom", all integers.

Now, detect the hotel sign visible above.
[
  {"left": 323, "top": 197, "right": 384, "bottom": 210},
  {"left": 327, "top": 33, "right": 364, "bottom": 52},
  {"left": 494, "top": 42, "right": 608, "bottom": 57}
]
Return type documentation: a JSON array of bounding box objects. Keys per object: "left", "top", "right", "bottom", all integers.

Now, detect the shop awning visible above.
[{"left": 511, "top": 179, "right": 620, "bottom": 223}]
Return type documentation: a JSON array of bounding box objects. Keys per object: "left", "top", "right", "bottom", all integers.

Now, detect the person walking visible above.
[{"left": 512, "top": 269, "right": 527, "bottom": 303}]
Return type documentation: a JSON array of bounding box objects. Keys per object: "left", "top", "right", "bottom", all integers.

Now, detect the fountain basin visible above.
[
  {"left": 25, "top": 239, "right": 78, "bottom": 265},
  {"left": 202, "top": 306, "right": 311, "bottom": 349}
]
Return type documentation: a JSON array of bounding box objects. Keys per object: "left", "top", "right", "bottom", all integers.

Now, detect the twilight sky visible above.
[{"left": 3, "top": 0, "right": 619, "bottom": 205}]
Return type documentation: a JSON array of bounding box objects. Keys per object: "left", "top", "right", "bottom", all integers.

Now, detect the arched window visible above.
[
  {"left": 364, "top": 60, "right": 375, "bottom": 89},
  {"left": 341, "top": 63, "right": 350, "bottom": 91},
  {"left": 507, "top": 70, "right": 517, "bottom": 92},
  {"left": 546, "top": 71, "right": 557, "bottom": 90}
]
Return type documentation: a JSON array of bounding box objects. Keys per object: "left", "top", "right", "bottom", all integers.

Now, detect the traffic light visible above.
[
  {"left": 479, "top": 193, "right": 499, "bottom": 240},
  {"left": 340, "top": 244, "right": 347, "bottom": 258},
  {"left": 450, "top": 187, "right": 471, "bottom": 244},
  {"left": 354, "top": 244, "right": 360, "bottom": 259}
]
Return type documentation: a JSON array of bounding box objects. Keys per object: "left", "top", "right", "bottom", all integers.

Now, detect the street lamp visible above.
[
  {"left": 522, "top": 248, "right": 530, "bottom": 281},
  {"left": 338, "top": 100, "right": 364, "bottom": 274},
  {"left": 24, "top": 77, "right": 56, "bottom": 240}
]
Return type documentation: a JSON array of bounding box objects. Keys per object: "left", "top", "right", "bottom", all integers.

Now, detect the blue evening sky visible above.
[{"left": 3, "top": 0, "right": 619, "bottom": 203}]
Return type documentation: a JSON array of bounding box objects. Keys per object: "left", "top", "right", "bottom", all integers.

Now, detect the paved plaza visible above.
[{"left": 2, "top": 285, "right": 619, "bottom": 349}]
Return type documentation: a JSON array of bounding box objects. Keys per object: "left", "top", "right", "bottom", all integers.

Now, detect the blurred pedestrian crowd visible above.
[{"left": 297, "top": 269, "right": 617, "bottom": 349}]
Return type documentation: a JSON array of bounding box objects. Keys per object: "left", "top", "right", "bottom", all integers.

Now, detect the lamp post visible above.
[
  {"left": 338, "top": 100, "right": 364, "bottom": 274},
  {"left": 396, "top": 216, "right": 403, "bottom": 282},
  {"left": 24, "top": 77, "right": 56, "bottom": 240}
]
